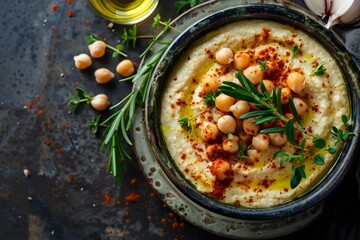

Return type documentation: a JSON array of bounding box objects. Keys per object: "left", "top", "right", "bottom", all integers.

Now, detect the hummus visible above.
[{"left": 160, "top": 20, "right": 350, "bottom": 207}]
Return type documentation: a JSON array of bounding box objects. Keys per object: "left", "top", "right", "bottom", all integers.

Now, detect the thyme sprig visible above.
[
  {"left": 68, "top": 87, "right": 93, "bottom": 112},
  {"left": 203, "top": 90, "right": 220, "bottom": 107},
  {"left": 88, "top": 115, "right": 108, "bottom": 134},
  {"left": 178, "top": 107, "right": 211, "bottom": 133},
  {"left": 122, "top": 25, "right": 157, "bottom": 48},
  {"left": 152, "top": 14, "right": 181, "bottom": 33},
  {"left": 86, "top": 34, "right": 127, "bottom": 58}
]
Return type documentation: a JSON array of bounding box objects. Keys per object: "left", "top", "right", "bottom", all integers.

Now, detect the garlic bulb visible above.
[
  {"left": 304, "top": 0, "right": 360, "bottom": 29},
  {"left": 304, "top": 0, "right": 332, "bottom": 18},
  {"left": 325, "top": 0, "right": 360, "bottom": 29}
]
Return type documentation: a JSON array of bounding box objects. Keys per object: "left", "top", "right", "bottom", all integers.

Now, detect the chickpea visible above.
[
  {"left": 234, "top": 52, "right": 251, "bottom": 70},
  {"left": 201, "top": 122, "right": 220, "bottom": 142},
  {"left": 215, "top": 93, "right": 236, "bottom": 112},
  {"left": 88, "top": 40, "right": 106, "bottom": 58},
  {"left": 91, "top": 94, "right": 109, "bottom": 111},
  {"left": 292, "top": 97, "right": 308, "bottom": 115},
  {"left": 210, "top": 159, "right": 231, "bottom": 180},
  {"left": 243, "top": 65, "right": 263, "bottom": 85},
  {"left": 257, "top": 80, "right": 274, "bottom": 94},
  {"left": 268, "top": 132, "right": 288, "bottom": 146},
  {"left": 217, "top": 115, "right": 236, "bottom": 134},
  {"left": 206, "top": 144, "right": 224, "bottom": 160},
  {"left": 239, "top": 131, "right": 252, "bottom": 147},
  {"left": 280, "top": 87, "right": 291, "bottom": 104},
  {"left": 246, "top": 149, "right": 261, "bottom": 162},
  {"left": 201, "top": 74, "right": 220, "bottom": 94},
  {"left": 252, "top": 134, "right": 270, "bottom": 151},
  {"left": 243, "top": 117, "right": 260, "bottom": 135},
  {"left": 215, "top": 47, "right": 234, "bottom": 65},
  {"left": 116, "top": 59, "right": 135, "bottom": 77},
  {"left": 73, "top": 53, "right": 92, "bottom": 70},
  {"left": 230, "top": 100, "right": 250, "bottom": 119},
  {"left": 287, "top": 72, "right": 305, "bottom": 93},
  {"left": 223, "top": 136, "right": 240, "bottom": 154},
  {"left": 94, "top": 68, "right": 115, "bottom": 84}
]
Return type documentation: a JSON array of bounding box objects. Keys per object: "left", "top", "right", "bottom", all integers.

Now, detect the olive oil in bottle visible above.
[{"left": 88, "top": 0, "right": 159, "bottom": 24}]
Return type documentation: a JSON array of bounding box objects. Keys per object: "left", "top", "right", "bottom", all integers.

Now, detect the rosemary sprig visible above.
[
  {"left": 86, "top": 34, "right": 127, "bottom": 58},
  {"left": 98, "top": 40, "right": 170, "bottom": 181},
  {"left": 215, "top": 70, "right": 354, "bottom": 188}
]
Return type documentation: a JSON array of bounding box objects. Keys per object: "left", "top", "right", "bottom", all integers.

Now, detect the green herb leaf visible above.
[
  {"left": 300, "top": 137, "right": 306, "bottom": 152},
  {"left": 178, "top": 117, "right": 192, "bottom": 132},
  {"left": 289, "top": 95, "right": 303, "bottom": 127},
  {"left": 290, "top": 166, "right": 304, "bottom": 189},
  {"left": 88, "top": 115, "right": 102, "bottom": 134},
  {"left": 342, "top": 114, "right": 351, "bottom": 127},
  {"left": 286, "top": 119, "right": 296, "bottom": 145},
  {"left": 313, "top": 154, "right": 325, "bottom": 165},
  {"left": 175, "top": 0, "right": 206, "bottom": 12},
  {"left": 260, "top": 127, "right": 286, "bottom": 134},
  {"left": 203, "top": 90, "right": 220, "bottom": 107},
  {"left": 240, "top": 109, "right": 275, "bottom": 120},
  {"left": 275, "top": 86, "right": 283, "bottom": 115},
  {"left": 313, "top": 138, "right": 326, "bottom": 149},
  {"left": 252, "top": 115, "right": 279, "bottom": 124},
  {"left": 310, "top": 62, "right": 326, "bottom": 76},
  {"left": 258, "top": 60, "right": 267, "bottom": 72},
  {"left": 291, "top": 45, "right": 299, "bottom": 55},
  {"left": 327, "top": 146, "right": 337, "bottom": 154},
  {"left": 228, "top": 133, "right": 233, "bottom": 140}
]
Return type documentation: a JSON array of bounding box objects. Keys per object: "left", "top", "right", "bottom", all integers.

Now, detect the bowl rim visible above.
[{"left": 145, "top": 3, "right": 360, "bottom": 220}]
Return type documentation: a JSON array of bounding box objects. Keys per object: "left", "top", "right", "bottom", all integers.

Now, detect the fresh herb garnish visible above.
[
  {"left": 68, "top": 87, "right": 93, "bottom": 112},
  {"left": 87, "top": 115, "right": 105, "bottom": 134},
  {"left": 85, "top": 34, "right": 127, "bottom": 58},
  {"left": 178, "top": 117, "right": 193, "bottom": 133},
  {"left": 291, "top": 45, "right": 299, "bottom": 55},
  {"left": 203, "top": 90, "right": 220, "bottom": 107},
  {"left": 287, "top": 44, "right": 299, "bottom": 69},
  {"left": 122, "top": 25, "right": 157, "bottom": 48},
  {"left": 310, "top": 62, "right": 326, "bottom": 76},
  {"left": 238, "top": 141, "right": 247, "bottom": 158},
  {"left": 152, "top": 14, "right": 181, "bottom": 33},
  {"left": 258, "top": 60, "right": 267, "bottom": 72},
  {"left": 178, "top": 107, "right": 211, "bottom": 133},
  {"left": 175, "top": 0, "right": 207, "bottom": 12},
  {"left": 214, "top": 70, "right": 354, "bottom": 188}
]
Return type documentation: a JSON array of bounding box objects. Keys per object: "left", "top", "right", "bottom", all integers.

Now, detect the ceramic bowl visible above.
[{"left": 145, "top": 3, "right": 360, "bottom": 221}]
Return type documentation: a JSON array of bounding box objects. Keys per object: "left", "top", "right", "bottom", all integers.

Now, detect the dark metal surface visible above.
[{"left": 0, "top": 0, "right": 359, "bottom": 239}]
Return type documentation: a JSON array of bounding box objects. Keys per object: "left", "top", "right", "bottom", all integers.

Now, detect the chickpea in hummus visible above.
[{"left": 160, "top": 20, "right": 351, "bottom": 207}]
